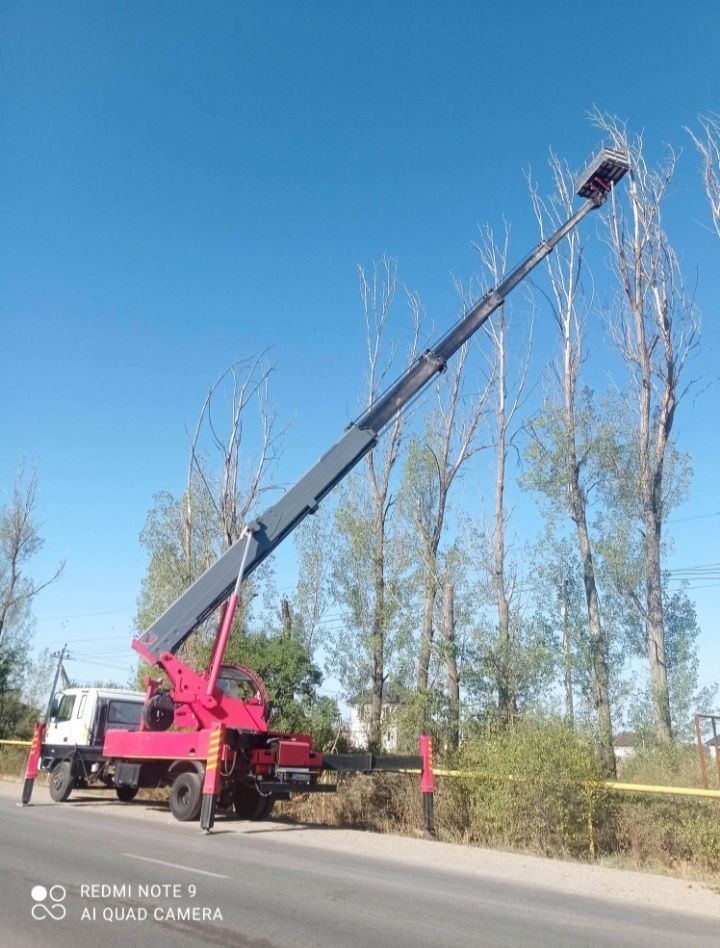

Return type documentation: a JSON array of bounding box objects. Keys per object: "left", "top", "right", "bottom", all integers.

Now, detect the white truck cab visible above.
[
  {"left": 41, "top": 687, "right": 147, "bottom": 803},
  {"left": 46, "top": 687, "right": 145, "bottom": 748}
]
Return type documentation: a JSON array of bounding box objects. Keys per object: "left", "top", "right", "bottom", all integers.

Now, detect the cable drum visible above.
[{"left": 142, "top": 692, "right": 175, "bottom": 731}]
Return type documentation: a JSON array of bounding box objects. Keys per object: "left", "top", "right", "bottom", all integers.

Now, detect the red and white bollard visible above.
[
  {"left": 20, "top": 722, "right": 46, "bottom": 806},
  {"left": 420, "top": 734, "right": 435, "bottom": 834}
]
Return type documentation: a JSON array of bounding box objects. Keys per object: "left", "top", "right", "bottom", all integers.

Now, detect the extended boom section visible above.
[{"left": 135, "top": 147, "right": 629, "bottom": 663}]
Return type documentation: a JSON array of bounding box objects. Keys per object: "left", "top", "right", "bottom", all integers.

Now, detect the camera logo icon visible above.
[{"left": 31, "top": 884, "right": 67, "bottom": 920}]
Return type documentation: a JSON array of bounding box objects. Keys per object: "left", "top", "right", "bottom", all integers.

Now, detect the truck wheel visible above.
[
  {"left": 234, "top": 784, "right": 274, "bottom": 820},
  {"left": 169, "top": 772, "right": 202, "bottom": 821},
  {"left": 255, "top": 795, "right": 275, "bottom": 821},
  {"left": 49, "top": 762, "right": 73, "bottom": 803},
  {"left": 115, "top": 786, "right": 139, "bottom": 802}
]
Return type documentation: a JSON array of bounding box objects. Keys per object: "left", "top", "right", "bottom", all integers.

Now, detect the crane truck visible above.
[{"left": 20, "top": 146, "right": 629, "bottom": 831}]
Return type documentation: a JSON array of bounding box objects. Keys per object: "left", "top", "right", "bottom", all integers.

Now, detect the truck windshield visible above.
[
  {"left": 106, "top": 701, "right": 143, "bottom": 727},
  {"left": 55, "top": 694, "right": 76, "bottom": 722}
]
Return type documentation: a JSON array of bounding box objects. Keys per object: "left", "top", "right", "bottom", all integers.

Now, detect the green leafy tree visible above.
[
  {"left": 624, "top": 585, "right": 715, "bottom": 742},
  {"left": 397, "top": 331, "right": 487, "bottom": 696},
  {"left": 328, "top": 472, "right": 413, "bottom": 747},
  {"left": 0, "top": 467, "right": 63, "bottom": 737},
  {"left": 292, "top": 507, "right": 333, "bottom": 652},
  {"left": 327, "top": 257, "right": 418, "bottom": 752},
  {"left": 593, "top": 112, "right": 700, "bottom": 743},
  {"left": 0, "top": 637, "right": 36, "bottom": 738},
  {"left": 0, "top": 466, "right": 63, "bottom": 641}
]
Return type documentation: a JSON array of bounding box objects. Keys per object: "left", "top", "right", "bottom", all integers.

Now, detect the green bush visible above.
[
  {"left": 435, "top": 718, "right": 611, "bottom": 858},
  {"left": 613, "top": 745, "right": 720, "bottom": 873},
  {"left": 0, "top": 744, "right": 29, "bottom": 780}
]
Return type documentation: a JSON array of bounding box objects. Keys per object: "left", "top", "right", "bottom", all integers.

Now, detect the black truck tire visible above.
[
  {"left": 169, "top": 771, "right": 202, "bottom": 821},
  {"left": 233, "top": 784, "right": 275, "bottom": 821},
  {"left": 48, "top": 761, "right": 74, "bottom": 803},
  {"left": 115, "top": 785, "right": 139, "bottom": 802}
]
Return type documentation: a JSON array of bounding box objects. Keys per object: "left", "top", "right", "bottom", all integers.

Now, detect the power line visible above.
[
  {"left": 669, "top": 510, "right": 720, "bottom": 524},
  {"left": 36, "top": 608, "right": 132, "bottom": 622}
]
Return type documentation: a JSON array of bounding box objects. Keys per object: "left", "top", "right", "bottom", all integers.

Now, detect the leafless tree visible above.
[
  {"left": 593, "top": 111, "right": 700, "bottom": 743},
  {"left": 527, "top": 153, "right": 615, "bottom": 774},
  {"left": 473, "top": 224, "right": 533, "bottom": 722},
  {"left": 187, "top": 352, "right": 283, "bottom": 553},
  {"left": 0, "top": 465, "right": 64, "bottom": 641},
  {"left": 134, "top": 358, "right": 283, "bottom": 669},
  {"left": 360, "top": 255, "right": 419, "bottom": 750},
  {"left": 686, "top": 113, "right": 720, "bottom": 238}
]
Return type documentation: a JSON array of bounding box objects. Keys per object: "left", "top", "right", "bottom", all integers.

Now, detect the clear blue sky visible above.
[{"left": 1, "top": 1, "right": 718, "bottom": 690}]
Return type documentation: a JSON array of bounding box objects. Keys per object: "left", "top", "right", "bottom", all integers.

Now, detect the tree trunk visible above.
[
  {"left": 417, "top": 527, "right": 443, "bottom": 692},
  {"left": 441, "top": 583, "right": 460, "bottom": 750},
  {"left": 566, "top": 381, "right": 615, "bottom": 775},
  {"left": 645, "top": 515, "right": 672, "bottom": 741},
  {"left": 560, "top": 578, "right": 574, "bottom": 729},
  {"left": 368, "top": 518, "right": 385, "bottom": 753},
  {"left": 417, "top": 573, "right": 436, "bottom": 691},
  {"left": 575, "top": 512, "right": 616, "bottom": 775},
  {"left": 637, "top": 325, "right": 673, "bottom": 743},
  {"left": 280, "top": 597, "right": 292, "bottom": 638},
  {"left": 494, "top": 312, "right": 515, "bottom": 722}
]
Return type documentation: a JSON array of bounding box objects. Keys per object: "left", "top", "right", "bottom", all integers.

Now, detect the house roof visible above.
[{"left": 614, "top": 731, "right": 638, "bottom": 748}]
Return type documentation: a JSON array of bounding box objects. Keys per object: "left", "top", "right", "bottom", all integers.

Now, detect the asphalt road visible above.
[{"left": 1, "top": 785, "right": 719, "bottom": 948}]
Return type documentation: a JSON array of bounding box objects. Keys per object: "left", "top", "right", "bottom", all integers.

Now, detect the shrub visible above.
[
  {"left": 613, "top": 744, "right": 720, "bottom": 873},
  {"left": 435, "top": 718, "right": 611, "bottom": 858}
]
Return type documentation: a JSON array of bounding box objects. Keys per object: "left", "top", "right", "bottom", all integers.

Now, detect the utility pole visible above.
[{"left": 43, "top": 645, "right": 68, "bottom": 723}]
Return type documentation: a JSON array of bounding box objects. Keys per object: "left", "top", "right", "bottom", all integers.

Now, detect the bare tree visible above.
[
  {"left": 473, "top": 225, "right": 533, "bottom": 722},
  {"left": 0, "top": 465, "right": 64, "bottom": 641},
  {"left": 135, "top": 355, "right": 283, "bottom": 655},
  {"left": 687, "top": 113, "right": 720, "bottom": 238},
  {"left": 527, "top": 153, "right": 615, "bottom": 775},
  {"left": 347, "top": 256, "right": 420, "bottom": 751},
  {"left": 593, "top": 112, "right": 700, "bottom": 743},
  {"left": 188, "top": 352, "right": 283, "bottom": 551}
]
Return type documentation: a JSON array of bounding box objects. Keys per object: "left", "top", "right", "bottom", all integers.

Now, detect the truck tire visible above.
[
  {"left": 169, "top": 771, "right": 202, "bottom": 821},
  {"left": 233, "top": 784, "right": 274, "bottom": 821},
  {"left": 143, "top": 691, "right": 174, "bottom": 731},
  {"left": 115, "top": 785, "right": 139, "bottom": 802},
  {"left": 49, "top": 761, "right": 74, "bottom": 803}
]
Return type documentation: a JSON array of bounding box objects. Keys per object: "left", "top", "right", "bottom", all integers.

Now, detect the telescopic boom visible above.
[{"left": 135, "top": 147, "right": 629, "bottom": 663}]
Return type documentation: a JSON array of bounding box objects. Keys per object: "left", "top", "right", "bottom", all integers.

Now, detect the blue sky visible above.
[{"left": 1, "top": 2, "right": 719, "bottom": 692}]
